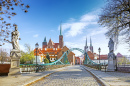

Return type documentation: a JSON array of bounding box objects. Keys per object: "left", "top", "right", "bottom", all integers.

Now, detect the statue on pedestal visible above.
[
  {"left": 9, "top": 26, "right": 21, "bottom": 75},
  {"left": 107, "top": 38, "right": 116, "bottom": 71}
]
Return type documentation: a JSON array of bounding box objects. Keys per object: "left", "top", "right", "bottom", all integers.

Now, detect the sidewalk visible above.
[
  {"left": 0, "top": 65, "right": 71, "bottom": 86},
  {"left": 83, "top": 65, "right": 130, "bottom": 86}
]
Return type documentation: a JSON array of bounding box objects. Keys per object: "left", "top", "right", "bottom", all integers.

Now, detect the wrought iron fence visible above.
[
  {"left": 20, "top": 64, "right": 70, "bottom": 73},
  {"left": 117, "top": 57, "right": 130, "bottom": 67},
  {"left": 84, "top": 64, "right": 108, "bottom": 72}
]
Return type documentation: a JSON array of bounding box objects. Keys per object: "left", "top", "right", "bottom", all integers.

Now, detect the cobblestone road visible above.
[{"left": 30, "top": 65, "right": 100, "bottom": 86}]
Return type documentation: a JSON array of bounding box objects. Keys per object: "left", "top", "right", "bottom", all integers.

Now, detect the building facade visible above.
[
  {"left": 57, "top": 46, "right": 75, "bottom": 65},
  {"left": 34, "top": 23, "right": 75, "bottom": 64},
  {"left": 34, "top": 23, "right": 64, "bottom": 64},
  {"left": 75, "top": 57, "right": 80, "bottom": 65}
]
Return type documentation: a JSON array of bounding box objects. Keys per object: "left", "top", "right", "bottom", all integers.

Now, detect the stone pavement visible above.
[
  {"left": 83, "top": 65, "right": 130, "bottom": 86},
  {"left": 29, "top": 65, "right": 100, "bottom": 86},
  {"left": 1, "top": 65, "right": 129, "bottom": 86},
  {"left": 0, "top": 65, "right": 70, "bottom": 86}
]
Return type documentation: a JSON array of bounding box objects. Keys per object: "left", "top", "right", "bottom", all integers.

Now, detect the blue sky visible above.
[{"left": 3, "top": 0, "right": 130, "bottom": 56}]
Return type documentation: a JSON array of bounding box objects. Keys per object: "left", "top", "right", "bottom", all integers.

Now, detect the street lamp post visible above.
[
  {"left": 35, "top": 43, "right": 39, "bottom": 73},
  {"left": 98, "top": 47, "right": 101, "bottom": 64}
]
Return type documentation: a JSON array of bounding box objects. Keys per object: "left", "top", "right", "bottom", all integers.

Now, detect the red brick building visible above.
[
  {"left": 75, "top": 57, "right": 80, "bottom": 65},
  {"left": 34, "top": 23, "right": 64, "bottom": 63}
]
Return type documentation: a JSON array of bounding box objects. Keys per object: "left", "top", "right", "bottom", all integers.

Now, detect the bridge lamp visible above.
[
  {"left": 98, "top": 47, "right": 101, "bottom": 64},
  {"left": 35, "top": 43, "right": 39, "bottom": 72}
]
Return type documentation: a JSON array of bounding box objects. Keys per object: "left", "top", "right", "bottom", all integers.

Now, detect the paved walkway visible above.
[
  {"left": 30, "top": 65, "right": 100, "bottom": 86},
  {"left": 0, "top": 66, "right": 70, "bottom": 86},
  {"left": 1, "top": 65, "right": 130, "bottom": 86},
  {"left": 83, "top": 65, "right": 130, "bottom": 86}
]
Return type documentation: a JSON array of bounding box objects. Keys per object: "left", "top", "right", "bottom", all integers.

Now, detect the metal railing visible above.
[
  {"left": 20, "top": 64, "right": 70, "bottom": 73},
  {"left": 84, "top": 64, "right": 108, "bottom": 72}
]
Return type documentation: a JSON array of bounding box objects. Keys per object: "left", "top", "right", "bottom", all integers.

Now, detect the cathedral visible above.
[
  {"left": 34, "top": 23, "right": 76, "bottom": 64},
  {"left": 42, "top": 23, "right": 63, "bottom": 49},
  {"left": 84, "top": 37, "right": 94, "bottom": 60},
  {"left": 84, "top": 37, "right": 93, "bottom": 53}
]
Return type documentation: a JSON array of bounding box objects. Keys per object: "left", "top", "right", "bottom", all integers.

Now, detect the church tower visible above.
[
  {"left": 84, "top": 37, "right": 88, "bottom": 53},
  {"left": 42, "top": 37, "right": 47, "bottom": 48},
  {"left": 59, "top": 22, "right": 63, "bottom": 48},
  {"left": 89, "top": 37, "right": 93, "bottom": 53}
]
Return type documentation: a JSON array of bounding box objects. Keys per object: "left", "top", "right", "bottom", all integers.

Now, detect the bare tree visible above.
[
  {"left": 0, "top": 0, "right": 29, "bottom": 46},
  {"left": 98, "top": 0, "right": 130, "bottom": 49},
  {"left": 0, "top": 48, "right": 8, "bottom": 64}
]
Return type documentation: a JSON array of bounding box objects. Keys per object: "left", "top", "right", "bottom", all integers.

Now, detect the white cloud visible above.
[
  {"left": 33, "top": 34, "right": 39, "bottom": 38},
  {"left": 60, "top": 9, "right": 130, "bottom": 56},
  {"left": 58, "top": 11, "right": 98, "bottom": 37},
  {"left": 65, "top": 22, "right": 88, "bottom": 37},
  {"left": 89, "top": 27, "right": 107, "bottom": 36},
  {"left": 80, "top": 14, "right": 97, "bottom": 22}
]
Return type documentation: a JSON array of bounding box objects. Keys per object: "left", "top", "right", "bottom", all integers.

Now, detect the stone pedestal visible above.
[
  {"left": 107, "top": 52, "right": 116, "bottom": 72},
  {"left": 107, "top": 58, "right": 115, "bottom": 71},
  {"left": 9, "top": 50, "right": 21, "bottom": 75}
]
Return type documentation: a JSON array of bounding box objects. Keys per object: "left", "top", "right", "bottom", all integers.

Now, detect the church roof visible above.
[
  {"left": 60, "top": 22, "right": 62, "bottom": 36},
  {"left": 116, "top": 53, "right": 123, "bottom": 57},
  {"left": 48, "top": 38, "right": 54, "bottom": 45},
  {"left": 44, "top": 37, "right": 47, "bottom": 42}
]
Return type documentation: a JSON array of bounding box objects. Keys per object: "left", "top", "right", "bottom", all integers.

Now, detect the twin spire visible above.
[
  {"left": 85, "top": 37, "right": 92, "bottom": 47},
  {"left": 85, "top": 36, "right": 93, "bottom": 53}
]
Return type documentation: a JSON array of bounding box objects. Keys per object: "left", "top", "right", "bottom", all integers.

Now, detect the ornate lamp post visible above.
[
  {"left": 35, "top": 43, "right": 39, "bottom": 72},
  {"left": 98, "top": 47, "right": 101, "bottom": 64}
]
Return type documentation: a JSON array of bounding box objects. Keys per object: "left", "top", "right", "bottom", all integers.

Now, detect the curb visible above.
[
  {"left": 23, "top": 71, "right": 56, "bottom": 86},
  {"left": 82, "top": 66, "right": 110, "bottom": 86}
]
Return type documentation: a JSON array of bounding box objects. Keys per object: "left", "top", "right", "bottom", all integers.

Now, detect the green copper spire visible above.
[
  {"left": 85, "top": 37, "right": 87, "bottom": 46},
  {"left": 90, "top": 36, "right": 92, "bottom": 46},
  {"left": 44, "top": 37, "right": 47, "bottom": 42},
  {"left": 60, "top": 22, "right": 62, "bottom": 36}
]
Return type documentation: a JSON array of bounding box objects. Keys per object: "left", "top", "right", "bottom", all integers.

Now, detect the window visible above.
[{"left": 62, "top": 51, "right": 64, "bottom": 54}]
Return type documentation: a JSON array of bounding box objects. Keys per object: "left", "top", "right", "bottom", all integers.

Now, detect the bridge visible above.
[
  {"left": 16, "top": 48, "right": 130, "bottom": 86},
  {"left": 42, "top": 48, "right": 98, "bottom": 66}
]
